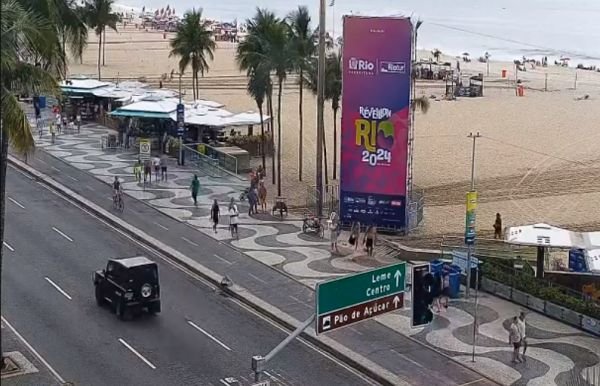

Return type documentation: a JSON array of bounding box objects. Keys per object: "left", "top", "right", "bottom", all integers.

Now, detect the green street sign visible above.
[{"left": 316, "top": 262, "right": 406, "bottom": 334}]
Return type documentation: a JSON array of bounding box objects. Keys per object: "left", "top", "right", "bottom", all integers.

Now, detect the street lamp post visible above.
[
  {"left": 177, "top": 74, "right": 184, "bottom": 166},
  {"left": 465, "top": 132, "right": 480, "bottom": 298},
  {"left": 315, "top": 0, "right": 326, "bottom": 218}
]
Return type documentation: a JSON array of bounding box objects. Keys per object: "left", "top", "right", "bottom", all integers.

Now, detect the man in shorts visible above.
[{"left": 228, "top": 198, "right": 239, "bottom": 238}]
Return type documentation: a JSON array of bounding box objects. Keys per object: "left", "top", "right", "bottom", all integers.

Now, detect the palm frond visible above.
[{"left": 1, "top": 89, "right": 35, "bottom": 154}]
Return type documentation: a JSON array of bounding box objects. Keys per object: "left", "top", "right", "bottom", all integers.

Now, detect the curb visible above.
[{"left": 8, "top": 155, "right": 407, "bottom": 386}]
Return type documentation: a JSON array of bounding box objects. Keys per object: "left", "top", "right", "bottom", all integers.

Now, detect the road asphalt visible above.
[
  {"left": 5, "top": 148, "right": 499, "bottom": 386},
  {"left": 1, "top": 168, "right": 372, "bottom": 386}
]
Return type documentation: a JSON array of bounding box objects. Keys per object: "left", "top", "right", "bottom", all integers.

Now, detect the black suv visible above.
[{"left": 93, "top": 256, "right": 161, "bottom": 320}]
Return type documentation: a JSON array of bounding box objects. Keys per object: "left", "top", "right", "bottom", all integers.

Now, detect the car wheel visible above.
[{"left": 95, "top": 286, "right": 105, "bottom": 306}]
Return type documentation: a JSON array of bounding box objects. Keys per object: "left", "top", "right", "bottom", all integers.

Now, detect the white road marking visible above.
[
  {"left": 459, "top": 379, "right": 486, "bottom": 386},
  {"left": 1, "top": 316, "right": 66, "bottom": 384},
  {"left": 213, "top": 254, "right": 232, "bottom": 265},
  {"left": 118, "top": 338, "right": 157, "bottom": 370},
  {"left": 181, "top": 236, "right": 199, "bottom": 247},
  {"left": 65, "top": 174, "right": 78, "bottom": 181},
  {"left": 187, "top": 321, "right": 232, "bottom": 351},
  {"left": 8, "top": 197, "right": 26, "bottom": 209},
  {"left": 51, "top": 166, "right": 61, "bottom": 172},
  {"left": 52, "top": 226, "right": 73, "bottom": 242},
  {"left": 154, "top": 222, "right": 169, "bottom": 231},
  {"left": 248, "top": 273, "right": 268, "bottom": 284},
  {"left": 9, "top": 164, "right": 34, "bottom": 179},
  {"left": 44, "top": 277, "right": 72, "bottom": 300},
  {"left": 3, "top": 241, "right": 15, "bottom": 252},
  {"left": 289, "top": 295, "right": 312, "bottom": 309},
  {"left": 391, "top": 349, "right": 425, "bottom": 369},
  {"left": 219, "top": 380, "right": 230, "bottom": 386}
]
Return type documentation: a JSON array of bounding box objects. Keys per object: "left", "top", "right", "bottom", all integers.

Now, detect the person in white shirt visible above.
[
  {"left": 517, "top": 311, "right": 527, "bottom": 361},
  {"left": 508, "top": 316, "right": 522, "bottom": 364},
  {"left": 152, "top": 156, "right": 161, "bottom": 181},
  {"left": 56, "top": 113, "right": 62, "bottom": 134},
  {"left": 228, "top": 198, "right": 239, "bottom": 238}
]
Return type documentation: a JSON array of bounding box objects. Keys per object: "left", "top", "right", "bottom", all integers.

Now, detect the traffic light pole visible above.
[
  {"left": 251, "top": 314, "right": 315, "bottom": 382},
  {"left": 465, "top": 132, "right": 480, "bottom": 298}
]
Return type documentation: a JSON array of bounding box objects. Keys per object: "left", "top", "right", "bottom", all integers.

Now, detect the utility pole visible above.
[
  {"left": 465, "top": 132, "right": 481, "bottom": 298},
  {"left": 315, "top": 0, "right": 326, "bottom": 218},
  {"left": 177, "top": 74, "right": 184, "bottom": 165}
]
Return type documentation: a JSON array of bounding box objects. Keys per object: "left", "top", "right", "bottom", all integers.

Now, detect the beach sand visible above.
[{"left": 69, "top": 26, "right": 600, "bottom": 236}]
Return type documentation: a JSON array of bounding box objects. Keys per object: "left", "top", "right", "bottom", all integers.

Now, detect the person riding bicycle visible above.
[{"left": 112, "top": 177, "right": 122, "bottom": 203}]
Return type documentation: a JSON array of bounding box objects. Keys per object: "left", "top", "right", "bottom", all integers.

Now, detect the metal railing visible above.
[
  {"left": 182, "top": 144, "right": 225, "bottom": 178},
  {"left": 440, "top": 235, "right": 538, "bottom": 261},
  {"left": 305, "top": 184, "right": 339, "bottom": 218},
  {"left": 185, "top": 142, "right": 239, "bottom": 176}
]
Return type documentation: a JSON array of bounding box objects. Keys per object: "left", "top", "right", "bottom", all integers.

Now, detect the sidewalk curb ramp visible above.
[
  {"left": 10, "top": 155, "right": 502, "bottom": 386},
  {"left": 8, "top": 155, "right": 406, "bottom": 386}
]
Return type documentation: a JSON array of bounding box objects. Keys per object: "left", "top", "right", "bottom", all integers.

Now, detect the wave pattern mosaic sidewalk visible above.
[{"left": 30, "top": 122, "right": 600, "bottom": 385}]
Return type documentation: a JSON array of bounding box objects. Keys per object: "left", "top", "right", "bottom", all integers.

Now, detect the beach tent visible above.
[
  {"left": 506, "top": 223, "right": 600, "bottom": 275},
  {"left": 227, "top": 111, "right": 271, "bottom": 126}
]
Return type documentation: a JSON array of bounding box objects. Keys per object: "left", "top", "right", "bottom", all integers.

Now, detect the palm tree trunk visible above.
[
  {"left": 298, "top": 68, "right": 303, "bottom": 181},
  {"left": 258, "top": 104, "right": 265, "bottom": 171},
  {"left": 276, "top": 77, "right": 283, "bottom": 197},
  {"left": 97, "top": 33, "right": 102, "bottom": 80},
  {"left": 267, "top": 85, "right": 275, "bottom": 184},
  {"left": 333, "top": 107, "right": 338, "bottom": 180},
  {"left": 195, "top": 71, "right": 200, "bottom": 100},
  {"left": 62, "top": 29, "right": 67, "bottom": 78},
  {"left": 102, "top": 29, "right": 106, "bottom": 66},
  {"left": 0, "top": 127, "right": 8, "bottom": 369}
]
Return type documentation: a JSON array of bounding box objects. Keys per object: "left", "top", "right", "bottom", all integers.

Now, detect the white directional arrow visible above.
[
  {"left": 393, "top": 295, "right": 401, "bottom": 308},
  {"left": 394, "top": 270, "right": 402, "bottom": 287}
]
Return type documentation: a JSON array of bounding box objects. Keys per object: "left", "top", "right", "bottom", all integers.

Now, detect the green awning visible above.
[{"left": 109, "top": 110, "right": 173, "bottom": 119}]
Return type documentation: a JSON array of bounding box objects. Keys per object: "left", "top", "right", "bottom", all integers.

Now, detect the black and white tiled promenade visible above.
[{"left": 31, "top": 121, "right": 600, "bottom": 385}]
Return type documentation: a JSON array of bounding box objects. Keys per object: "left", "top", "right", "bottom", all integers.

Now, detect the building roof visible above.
[{"left": 112, "top": 256, "right": 155, "bottom": 268}]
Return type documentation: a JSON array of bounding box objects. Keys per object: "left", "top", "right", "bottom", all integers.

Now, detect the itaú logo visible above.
[{"left": 348, "top": 57, "right": 375, "bottom": 74}]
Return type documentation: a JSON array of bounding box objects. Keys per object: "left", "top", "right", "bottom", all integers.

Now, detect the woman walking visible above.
[
  {"left": 509, "top": 316, "right": 522, "bottom": 363},
  {"left": 364, "top": 225, "right": 377, "bottom": 257},
  {"left": 190, "top": 174, "right": 200, "bottom": 206},
  {"left": 349, "top": 221, "right": 361, "bottom": 251},
  {"left": 258, "top": 182, "right": 267, "bottom": 213},
  {"left": 211, "top": 199, "right": 220, "bottom": 233}
]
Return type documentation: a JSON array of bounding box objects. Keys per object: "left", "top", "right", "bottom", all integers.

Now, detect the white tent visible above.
[
  {"left": 227, "top": 111, "right": 271, "bottom": 125},
  {"left": 506, "top": 223, "right": 600, "bottom": 273}
]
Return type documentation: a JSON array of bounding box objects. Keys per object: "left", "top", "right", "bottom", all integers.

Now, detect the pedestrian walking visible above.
[
  {"left": 228, "top": 198, "right": 239, "bottom": 238},
  {"left": 49, "top": 122, "right": 56, "bottom": 144},
  {"left": 76, "top": 111, "right": 81, "bottom": 133},
  {"left": 328, "top": 220, "right": 340, "bottom": 253},
  {"left": 211, "top": 199, "right": 220, "bottom": 233},
  {"left": 349, "top": 221, "right": 361, "bottom": 251},
  {"left": 143, "top": 158, "right": 152, "bottom": 184},
  {"left": 509, "top": 316, "right": 522, "bottom": 363},
  {"left": 364, "top": 225, "right": 377, "bottom": 257},
  {"left": 190, "top": 174, "right": 200, "bottom": 206},
  {"left": 517, "top": 312, "right": 528, "bottom": 361},
  {"left": 152, "top": 155, "right": 161, "bottom": 181},
  {"left": 258, "top": 182, "right": 267, "bottom": 213},
  {"left": 160, "top": 154, "right": 168, "bottom": 181},
  {"left": 493, "top": 213, "right": 503, "bottom": 239},
  {"left": 133, "top": 159, "right": 142, "bottom": 182},
  {"left": 37, "top": 118, "right": 43, "bottom": 139},
  {"left": 247, "top": 187, "right": 257, "bottom": 215},
  {"left": 55, "top": 112, "right": 62, "bottom": 134}
]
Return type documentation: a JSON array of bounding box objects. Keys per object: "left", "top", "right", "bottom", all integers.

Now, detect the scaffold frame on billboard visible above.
[{"left": 339, "top": 16, "right": 413, "bottom": 231}]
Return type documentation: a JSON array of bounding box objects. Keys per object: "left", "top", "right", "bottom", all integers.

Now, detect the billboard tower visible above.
[{"left": 339, "top": 16, "right": 413, "bottom": 231}]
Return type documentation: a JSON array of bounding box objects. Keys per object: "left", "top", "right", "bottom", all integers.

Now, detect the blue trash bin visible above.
[
  {"left": 39, "top": 96, "right": 46, "bottom": 109},
  {"left": 448, "top": 271, "right": 461, "bottom": 298},
  {"left": 430, "top": 259, "right": 443, "bottom": 275}
]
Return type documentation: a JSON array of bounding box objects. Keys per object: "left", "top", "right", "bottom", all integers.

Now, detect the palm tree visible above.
[
  {"left": 325, "top": 52, "right": 342, "bottom": 180},
  {"left": 21, "top": 0, "right": 89, "bottom": 76},
  {"left": 287, "top": 6, "right": 314, "bottom": 182},
  {"left": 237, "top": 8, "right": 292, "bottom": 196},
  {"left": 245, "top": 66, "right": 270, "bottom": 171},
  {"left": 431, "top": 48, "right": 442, "bottom": 62},
  {"left": 1, "top": 0, "right": 61, "bottom": 367},
  {"left": 170, "top": 8, "right": 216, "bottom": 100},
  {"left": 83, "top": 0, "right": 119, "bottom": 80}
]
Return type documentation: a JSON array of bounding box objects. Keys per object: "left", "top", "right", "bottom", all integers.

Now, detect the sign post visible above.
[
  {"left": 316, "top": 262, "right": 406, "bottom": 334},
  {"left": 176, "top": 103, "right": 185, "bottom": 165},
  {"left": 139, "top": 138, "right": 150, "bottom": 160}
]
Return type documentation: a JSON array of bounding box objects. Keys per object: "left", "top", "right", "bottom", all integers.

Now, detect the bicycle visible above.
[{"left": 113, "top": 191, "right": 124, "bottom": 212}]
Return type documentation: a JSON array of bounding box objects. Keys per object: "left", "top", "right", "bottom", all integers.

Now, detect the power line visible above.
[{"left": 480, "top": 135, "right": 589, "bottom": 166}]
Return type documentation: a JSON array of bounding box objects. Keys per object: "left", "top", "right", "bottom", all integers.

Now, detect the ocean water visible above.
[{"left": 118, "top": 0, "right": 600, "bottom": 66}]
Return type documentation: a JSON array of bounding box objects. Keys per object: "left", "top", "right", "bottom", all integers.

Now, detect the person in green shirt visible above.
[{"left": 190, "top": 174, "right": 200, "bottom": 206}]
